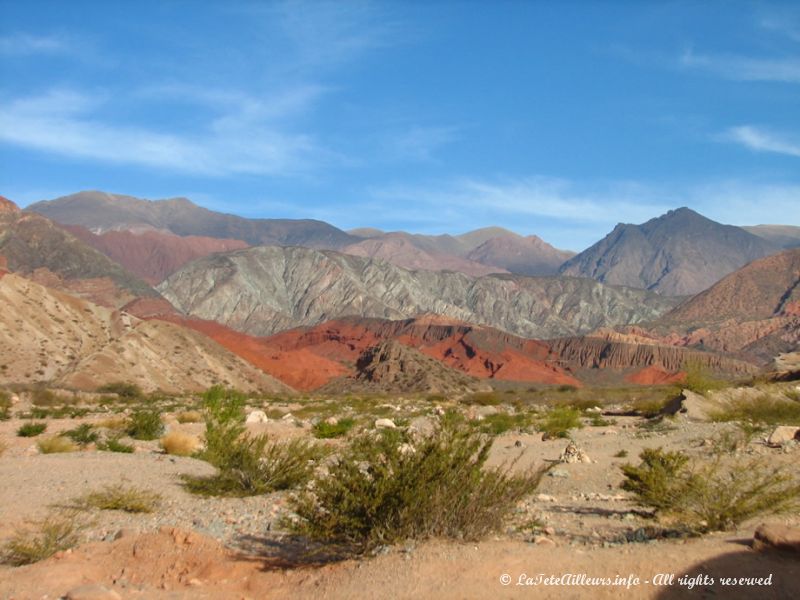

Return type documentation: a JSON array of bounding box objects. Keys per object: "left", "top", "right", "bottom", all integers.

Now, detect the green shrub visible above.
[
  {"left": 37, "top": 436, "right": 79, "bottom": 454},
  {"left": 126, "top": 409, "right": 164, "bottom": 440},
  {"left": 537, "top": 407, "right": 582, "bottom": 439},
  {"left": 621, "top": 448, "right": 800, "bottom": 532},
  {"left": 17, "top": 422, "right": 47, "bottom": 437},
  {"left": 1, "top": 512, "right": 85, "bottom": 566},
  {"left": 97, "top": 437, "right": 134, "bottom": 453},
  {"left": 63, "top": 423, "right": 98, "bottom": 446},
  {"left": 682, "top": 361, "right": 726, "bottom": 396},
  {"left": 97, "top": 382, "right": 142, "bottom": 399},
  {"left": 289, "top": 424, "right": 547, "bottom": 554},
  {"left": 185, "top": 386, "right": 324, "bottom": 496},
  {"left": 621, "top": 448, "right": 690, "bottom": 510},
  {"left": 77, "top": 484, "right": 161, "bottom": 513},
  {"left": 313, "top": 418, "right": 355, "bottom": 439}
]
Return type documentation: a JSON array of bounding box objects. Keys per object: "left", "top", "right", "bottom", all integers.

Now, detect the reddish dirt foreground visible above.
[
  {"left": 1, "top": 526, "right": 798, "bottom": 599},
  {"left": 625, "top": 366, "right": 686, "bottom": 386}
]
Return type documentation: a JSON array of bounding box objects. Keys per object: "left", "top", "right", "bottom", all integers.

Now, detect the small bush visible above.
[
  {"left": 537, "top": 407, "right": 582, "bottom": 439},
  {"left": 621, "top": 448, "right": 800, "bottom": 532},
  {"left": 1, "top": 512, "right": 84, "bottom": 566},
  {"left": 97, "top": 382, "right": 142, "bottom": 399},
  {"left": 621, "top": 448, "right": 690, "bottom": 510},
  {"left": 0, "top": 391, "right": 11, "bottom": 421},
  {"left": 176, "top": 410, "right": 203, "bottom": 424},
  {"left": 77, "top": 483, "right": 161, "bottom": 513},
  {"left": 17, "top": 422, "right": 47, "bottom": 437},
  {"left": 97, "top": 437, "right": 134, "bottom": 453},
  {"left": 185, "top": 386, "right": 325, "bottom": 496},
  {"left": 160, "top": 431, "right": 201, "bottom": 456},
  {"left": 126, "top": 409, "right": 164, "bottom": 440},
  {"left": 30, "top": 388, "right": 60, "bottom": 406},
  {"left": 63, "top": 423, "right": 98, "bottom": 446},
  {"left": 313, "top": 418, "right": 355, "bottom": 439},
  {"left": 614, "top": 449, "right": 628, "bottom": 458},
  {"left": 289, "top": 424, "right": 547, "bottom": 554},
  {"left": 37, "top": 436, "right": 79, "bottom": 454}
]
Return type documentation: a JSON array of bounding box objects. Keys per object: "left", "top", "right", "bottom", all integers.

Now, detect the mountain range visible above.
[{"left": 1, "top": 189, "right": 797, "bottom": 394}]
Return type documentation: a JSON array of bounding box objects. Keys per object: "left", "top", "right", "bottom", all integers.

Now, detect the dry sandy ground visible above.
[{"left": 0, "top": 408, "right": 798, "bottom": 599}]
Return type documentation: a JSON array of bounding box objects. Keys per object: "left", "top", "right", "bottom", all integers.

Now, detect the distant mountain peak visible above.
[
  {"left": 0, "top": 196, "right": 20, "bottom": 213},
  {"left": 559, "top": 207, "right": 780, "bottom": 295}
]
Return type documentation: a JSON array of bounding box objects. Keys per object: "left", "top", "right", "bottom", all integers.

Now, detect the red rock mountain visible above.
[{"left": 64, "top": 225, "right": 249, "bottom": 284}]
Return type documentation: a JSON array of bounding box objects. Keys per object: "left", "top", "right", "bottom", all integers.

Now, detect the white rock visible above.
[
  {"left": 375, "top": 418, "right": 397, "bottom": 429},
  {"left": 536, "top": 493, "right": 557, "bottom": 503},
  {"left": 324, "top": 416, "right": 339, "bottom": 426},
  {"left": 245, "top": 410, "right": 269, "bottom": 424}
]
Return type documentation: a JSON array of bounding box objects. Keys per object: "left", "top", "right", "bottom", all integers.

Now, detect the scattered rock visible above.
[
  {"left": 245, "top": 410, "right": 269, "bottom": 424},
  {"left": 536, "top": 493, "right": 557, "bottom": 503},
  {"left": 559, "top": 441, "right": 591, "bottom": 464},
  {"left": 767, "top": 426, "right": 800, "bottom": 447},
  {"left": 753, "top": 524, "right": 800, "bottom": 553},
  {"left": 602, "top": 429, "right": 618, "bottom": 435},
  {"left": 324, "top": 416, "right": 339, "bottom": 426},
  {"left": 375, "top": 418, "right": 397, "bottom": 429},
  {"left": 548, "top": 468, "right": 570, "bottom": 479},
  {"left": 65, "top": 584, "right": 122, "bottom": 600},
  {"left": 408, "top": 416, "right": 436, "bottom": 436},
  {"left": 514, "top": 440, "right": 525, "bottom": 448},
  {"left": 533, "top": 536, "right": 556, "bottom": 546},
  {"left": 398, "top": 442, "right": 416, "bottom": 456}
]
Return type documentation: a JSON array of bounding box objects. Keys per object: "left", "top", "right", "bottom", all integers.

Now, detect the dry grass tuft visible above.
[
  {"left": 160, "top": 430, "right": 201, "bottom": 456},
  {"left": 37, "top": 436, "right": 79, "bottom": 454},
  {"left": 1, "top": 511, "right": 85, "bottom": 565},
  {"left": 176, "top": 410, "right": 203, "bottom": 424},
  {"left": 77, "top": 483, "right": 162, "bottom": 513}
]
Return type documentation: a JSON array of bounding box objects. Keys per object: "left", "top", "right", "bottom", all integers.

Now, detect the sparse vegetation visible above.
[
  {"left": 126, "top": 409, "right": 164, "bottom": 440},
  {"left": 0, "top": 390, "right": 11, "bottom": 420},
  {"left": 289, "top": 423, "right": 547, "bottom": 554},
  {"left": 160, "top": 431, "right": 201, "bottom": 456},
  {"left": 682, "top": 361, "right": 726, "bottom": 396},
  {"left": 1, "top": 512, "right": 85, "bottom": 566},
  {"left": 537, "top": 406, "right": 582, "bottom": 439},
  {"left": 17, "top": 422, "right": 47, "bottom": 437},
  {"left": 313, "top": 417, "right": 355, "bottom": 439},
  {"left": 475, "top": 412, "right": 532, "bottom": 436},
  {"left": 710, "top": 393, "right": 800, "bottom": 426},
  {"left": 621, "top": 448, "right": 800, "bottom": 532},
  {"left": 614, "top": 449, "right": 628, "bottom": 458},
  {"left": 461, "top": 392, "right": 502, "bottom": 406},
  {"left": 63, "top": 423, "right": 98, "bottom": 446},
  {"left": 185, "top": 386, "right": 326, "bottom": 496},
  {"left": 77, "top": 483, "right": 161, "bottom": 513},
  {"left": 37, "top": 436, "right": 79, "bottom": 454},
  {"left": 97, "top": 436, "right": 134, "bottom": 453}
]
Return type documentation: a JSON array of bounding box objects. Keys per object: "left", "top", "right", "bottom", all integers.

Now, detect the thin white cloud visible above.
[
  {"left": 0, "top": 33, "right": 68, "bottom": 56},
  {"left": 680, "top": 47, "right": 800, "bottom": 83},
  {"left": 724, "top": 125, "right": 800, "bottom": 158},
  {"left": 385, "top": 126, "right": 460, "bottom": 162},
  {"left": 0, "top": 89, "right": 332, "bottom": 176}
]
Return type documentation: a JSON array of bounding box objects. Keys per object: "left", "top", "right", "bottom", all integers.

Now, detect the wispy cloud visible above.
[
  {"left": 760, "top": 14, "right": 800, "bottom": 42},
  {"left": 0, "top": 33, "right": 69, "bottom": 56},
  {"left": 680, "top": 47, "right": 800, "bottom": 83},
  {"left": 0, "top": 89, "right": 335, "bottom": 176},
  {"left": 724, "top": 125, "right": 800, "bottom": 158},
  {"left": 384, "top": 126, "right": 460, "bottom": 162}
]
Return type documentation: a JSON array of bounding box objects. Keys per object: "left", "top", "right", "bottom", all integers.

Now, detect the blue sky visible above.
[{"left": 1, "top": 0, "right": 799, "bottom": 250}]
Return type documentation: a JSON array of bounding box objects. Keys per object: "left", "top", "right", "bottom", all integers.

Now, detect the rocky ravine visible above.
[{"left": 158, "top": 246, "right": 679, "bottom": 338}]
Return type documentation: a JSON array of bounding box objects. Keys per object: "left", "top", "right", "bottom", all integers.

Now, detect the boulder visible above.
[
  {"left": 245, "top": 410, "right": 269, "bottom": 424},
  {"left": 65, "top": 584, "right": 122, "bottom": 600},
  {"left": 753, "top": 524, "right": 800, "bottom": 553},
  {"left": 324, "top": 416, "right": 339, "bottom": 426},
  {"left": 767, "top": 426, "right": 800, "bottom": 447},
  {"left": 375, "top": 418, "right": 397, "bottom": 429}
]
